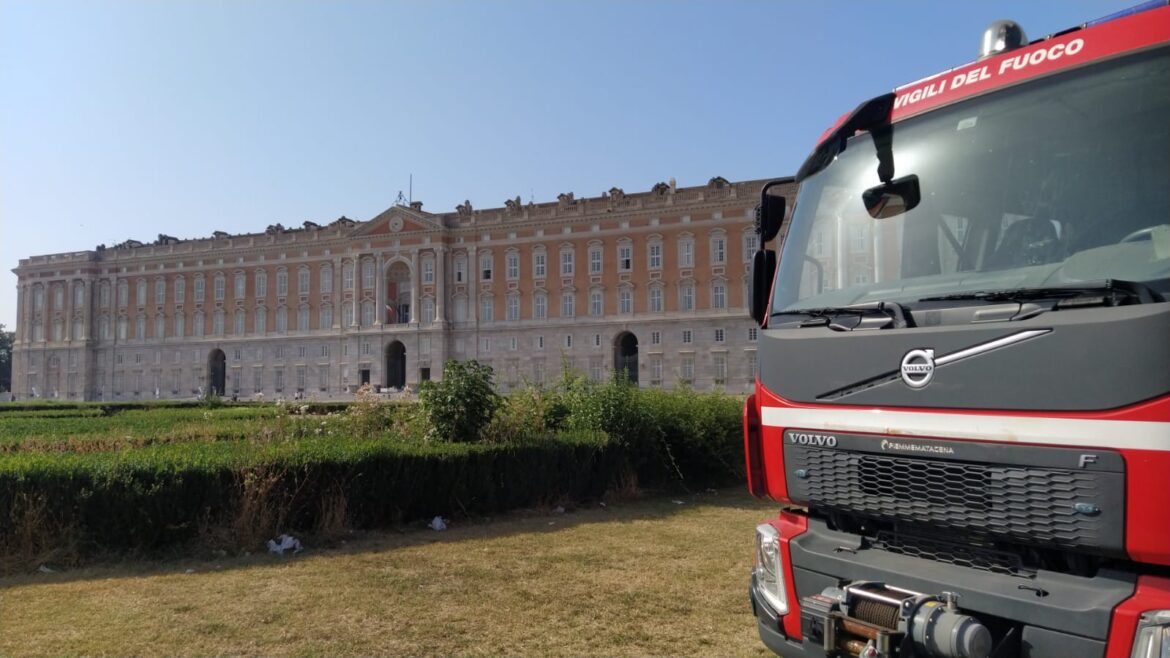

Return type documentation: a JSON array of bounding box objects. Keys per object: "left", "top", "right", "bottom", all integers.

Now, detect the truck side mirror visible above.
[
  {"left": 749, "top": 249, "right": 777, "bottom": 326},
  {"left": 758, "top": 184, "right": 787, "bottom": 243}
]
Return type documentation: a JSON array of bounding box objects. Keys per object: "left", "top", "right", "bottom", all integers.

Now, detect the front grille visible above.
[
  {"left": 869, "top": 531, "right": 1030, "bottom": 577},
  {"left": 785, "top": 440, "right": 1125, "bottom": 556}
]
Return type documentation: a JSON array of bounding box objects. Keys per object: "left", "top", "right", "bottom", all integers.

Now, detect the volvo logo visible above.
[
  {"left": 788, "top": 432, "right": 838, "bottom": 448},
  {"left": 900, "top": 348, "right": 936, "bottom": 389}
]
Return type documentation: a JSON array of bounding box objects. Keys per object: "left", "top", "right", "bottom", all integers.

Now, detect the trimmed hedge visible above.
[
  {"left": 0, "top": 383, "right": 746, "bottom": 568},
  {"left": 0, "top": 432, "right": 620, "bottom": 562}
]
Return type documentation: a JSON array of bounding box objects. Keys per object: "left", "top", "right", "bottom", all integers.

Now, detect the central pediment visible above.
[{"left": 350, "top": 205, "right": 444, "bottom": 237}]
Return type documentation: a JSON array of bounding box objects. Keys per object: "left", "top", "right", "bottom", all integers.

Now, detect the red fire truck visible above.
[{"left": 744, "top": 3, "right": 1170, "bottom": 657}]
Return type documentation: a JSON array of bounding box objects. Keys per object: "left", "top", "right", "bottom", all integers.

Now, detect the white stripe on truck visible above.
[{"left": 760, "top": 406, "right": 1170, "bottom": 451}]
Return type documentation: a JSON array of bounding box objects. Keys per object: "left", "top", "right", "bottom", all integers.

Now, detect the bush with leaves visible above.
[{"left": 419, "top": 360, "right": 502, "bottom": 442}]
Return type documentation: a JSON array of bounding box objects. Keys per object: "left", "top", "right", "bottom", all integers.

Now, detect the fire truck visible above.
[{"left": 743, "top": 3, "right": 1170, "bottom": 657}]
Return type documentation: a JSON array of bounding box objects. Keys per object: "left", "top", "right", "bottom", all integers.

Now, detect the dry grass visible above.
[{"left": 0, "top": 488, "right": 776, "bottom": 658}]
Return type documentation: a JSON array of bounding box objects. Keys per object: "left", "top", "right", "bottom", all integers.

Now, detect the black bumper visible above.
[{"left": 747, "top": 516, "right": 1130, "bottom": 658}]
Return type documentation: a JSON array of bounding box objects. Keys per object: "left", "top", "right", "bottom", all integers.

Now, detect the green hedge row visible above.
[{"left": 0, "top": 432, "right": 625, "bottom": 563}]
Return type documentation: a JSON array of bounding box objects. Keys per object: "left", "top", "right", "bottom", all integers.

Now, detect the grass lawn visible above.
[{"left": 0, "top": 488, "right": 777, "bottom": 657}]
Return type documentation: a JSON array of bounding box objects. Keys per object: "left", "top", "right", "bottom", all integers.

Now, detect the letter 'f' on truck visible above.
[{"left": 744, "top": 3, "right": 1170, "bottom": 657}]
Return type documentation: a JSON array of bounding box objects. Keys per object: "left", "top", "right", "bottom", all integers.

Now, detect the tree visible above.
[{"left": 0, "top": 323, "right": 12, "bottom": 393}]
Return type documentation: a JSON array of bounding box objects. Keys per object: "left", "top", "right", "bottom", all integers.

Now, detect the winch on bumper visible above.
[{"left": 750, "top": 577, "right": 991, "bottom": 658}]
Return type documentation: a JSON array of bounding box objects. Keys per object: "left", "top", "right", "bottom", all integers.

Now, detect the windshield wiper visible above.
[
  {"left": 918, "top": 279, "right": 1164, "bottom": 306},
  {"left": 772, "top": 301, "right": 911, "bottom": 331}
]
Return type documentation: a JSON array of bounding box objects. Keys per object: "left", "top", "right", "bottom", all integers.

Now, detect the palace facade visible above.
[{"left": 10, "top": 175, "right": 796, "bottom": 400}]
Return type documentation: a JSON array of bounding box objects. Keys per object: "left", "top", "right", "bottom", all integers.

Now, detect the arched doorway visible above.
[
  {"left": 207, "top": 349, "right": 226, "bottom": 397},
  {"left": 385, "top": 341, "right": 406, "bottom": 389},
  {"left": 614, "top": 332, "right": 638, "bottom": 385}
]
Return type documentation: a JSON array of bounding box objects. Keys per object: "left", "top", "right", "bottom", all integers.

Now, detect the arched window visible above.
[
  {"left": 505, "top": 250, "right": 519, "bottom": 281},
  {"left": 100, "top": 314, "right": 111, "bottom": 340},
  {"left": 154, "top": 315, "right": 164, "bottom": 339},
  {"left": 155, "top": 278, "right": 166, "bottom": 305},
  {"left": 341, "top": 301, "right": 353, "bottom": 326},
  {"left": 588, "top": 243, "right": 603, "bottom": 275},
  {"left": 678, "top": 281, "right": 695, "bottom": 312},
  {"left": 453, "top": 296, "right": 468, "bottom": 323},
  {"left": 320, "top": 264, "right": 333, "bottom": 293},
  {"left": 560, "top": 290, "right": 575, "bottom": 318},
  {"left": 52, "top": 318, "right": 63, "bottom": 342},
  {"left": 298, "top": 267, "right": 310, "bottom": 295},
  {"left": 342, "top": 261, "right": 354, "bottom": 291},
  {"left": 479, "top": 295, "right": 494, "bottom": 323},
  {"left": 212, "top": 310, "right": 225, "bottom": 336},
  {"left": 135, "top": 315, "right": 146, "bottom": 340},
  {"left": 117, "top": 281, "right": 128, "bottom": 307},
  {"left": 173, "top": 312, "right": 184, "bottom": 339},
  {"left": 234, "top": 272, "right": 246, "bottom": 299},
  {"left": 361, "top": 260, "right": 375, "bottom": 289},
  {"left": 649, "top": 285, "right": 664, "bottom": 313},
  {"left": 193, "top": 311, "right": 205, "bottom": 337},
  {"left": 74, "top": 317, "right": 86, "bottom": 341},
  {"left": 360, "top": 301, "right": 375, "bottom": 326},
  {"left": 276, "top": 268, "right": 288, "bottom": 297},
  {"left": 560, "top": 245, "right": 575, "bottom": 276},
  {"left": 117, "top": 316, "right": 128, "bottom": 340},
  {"left": 619, "top": 286, "right": 633, "bottom": 314},
  {"left": 533, "top": 292, "right": 547, "bottom": 320},
  {"left": 319, "top": 304, "right": 333, "bottom": 330},
  {"left": 479, "top": 251, "right": 493, "bottom": 281},
  {"left": 505, "top": 294, "right": 519, "bottom": 322},
  {"left": 33, "top": 320, "right": 44, "bottom": 342},
  {"left": 255, "top": 269, "right": 267, "bottom": 298},
  {"left": 194, "top": 275, "right": 205, "bottom": 303},
  {"left": 532, "top": 247, "right": 547, "bottom": 279},
  {"left": 100, "top": 281, "right": 111, "bottom": 307},
  {"left": 297, "top": 305, "right": 310, "bottom": 331},
  {"left": 711, "top": 280, "right": 727, "bottom": 310},
  {"left": 136, "top": 279, "right": 147, "bottom": 306},
  {"left": 422, "top": 257, "right": 434, "bottom": 284},
  {"left": 454, "top": 254, "right": 467, "bottom": 284},
  {"left": 234, "top": 309, "right": 246, "bottom": 335},
  {"left": 616, "top": 238, "right": 633, "bottom": 272},
  {"left": 214, "top": 273, "right": 225, "bottom": 301},
  {"left": 678, "top": 234, "right": 695, "bottom": 268},
  {"left": 275, "top": 306, "right": 288, "bottom": 333},
  {"left": 255, "top": 306, "right": 267, "bottom": 334},
  {"left": 421, "top": 297, "right": 435, "bottom": 325},
  {"left": 174, "top": 277, "right": 185, "bottom": 304},
  {"left": 589, "top": 288, "right": 603, "bottom": 316},
  {"left": 74, "top": 282, "right": 86, "bottom": 308}
]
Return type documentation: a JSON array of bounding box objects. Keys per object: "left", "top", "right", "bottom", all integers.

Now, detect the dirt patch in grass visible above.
[{"left": 0, "top": 488, "right": 776, "bottom": 657}]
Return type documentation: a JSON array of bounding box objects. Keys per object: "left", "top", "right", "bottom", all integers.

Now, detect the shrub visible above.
[{"left": 418, "top": 360, "right": 501, "bottom": 442}]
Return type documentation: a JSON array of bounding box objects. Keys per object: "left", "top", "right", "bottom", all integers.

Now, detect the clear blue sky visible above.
[{"left": 0, "top": 0, "right": 1138, "bottom": 329}]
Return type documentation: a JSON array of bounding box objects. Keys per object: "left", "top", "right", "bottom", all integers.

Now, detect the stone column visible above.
[
  {"left": 350, "top": 256, "right": 360, "bottom": 327},
  {"left": 434, "top": 247, "right": 446, "bottom": 323},
  {"left": 374, "top": 253, "right": 384, "bottom": 326},
  {"left": 467, "top": 246, "right": 477, "bottom": 323},
  {"left": 64, "top": 280, "right": 73, "bottom": 344},
  {"left": 15, "top": 284, "right": 26, "bottom": 345},
  {"left": 409, "top": 249, "right": 419, "bottom": 326},
  {"left": 332, "top": 256, "right": 343, "bottom": 329}
]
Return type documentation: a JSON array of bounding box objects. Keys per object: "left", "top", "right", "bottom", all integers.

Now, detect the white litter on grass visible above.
[
  {"left": 672, "top": 500, "right": 685, "bottom": 505},
  {"left": 429, "top": 516, "right": 448, "bottom": 531},
  {"left": 37, "top": 565, "right": 55, "bottom": 574},
  {"left": 185, "top": 568, "right": 195, "bottom": 574},
  {"left": 552, "top": 506, "right": 565, "bottom": 515},
  {"left": 266, "top": 534, "right": 303, "bottom": 555}
]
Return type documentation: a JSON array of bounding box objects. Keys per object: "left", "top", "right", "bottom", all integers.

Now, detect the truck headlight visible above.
[
  {"left": 754, "top": 523, "right": 788, "bottom": 615},
  {"left": 1134, "top": 610, "right": 1170, "bottom": 658}
]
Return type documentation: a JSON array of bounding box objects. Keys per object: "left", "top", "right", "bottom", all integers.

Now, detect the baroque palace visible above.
[{"left": 10, "top": 175, "right": 796, "bottom": 401}]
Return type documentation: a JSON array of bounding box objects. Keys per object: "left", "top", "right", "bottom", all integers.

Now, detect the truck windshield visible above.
[{"left": 772, "top": 47, "right": 1170, "bottom": 313}]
